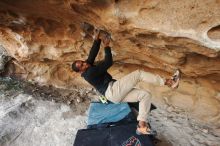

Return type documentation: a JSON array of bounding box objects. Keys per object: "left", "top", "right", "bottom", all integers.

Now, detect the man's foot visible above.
[
  {"left": 136, "top": 125, "right": 151, "bottom": 135},
  {"left": 136, "top": 124, "right": 157, "bottom": 135},
  {"left": 165, "top": 69, "right": 181, "bottom": 89},
  {"left": 171, "top": 69, "right": 181, "bottom": 88}
]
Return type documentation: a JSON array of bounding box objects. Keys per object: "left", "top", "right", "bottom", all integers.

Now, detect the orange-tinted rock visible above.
[{"left": 0, "top": 0, "right": 219, "bottom": 126}]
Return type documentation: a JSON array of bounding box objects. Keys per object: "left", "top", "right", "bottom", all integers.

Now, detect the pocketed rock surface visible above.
[
  {"left": 0, "top": 1, "right": 219, "bottom": 145},
  {"left": 0, "top": 78, "right": 220, "bottom": 146},
  {"left": 0, "top": 0, "right": 219, "bottom": 126}
]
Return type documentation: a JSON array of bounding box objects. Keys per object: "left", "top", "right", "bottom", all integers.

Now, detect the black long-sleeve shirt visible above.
[{"left": 81, "top": 39, "right": 115, "bottom": 95}]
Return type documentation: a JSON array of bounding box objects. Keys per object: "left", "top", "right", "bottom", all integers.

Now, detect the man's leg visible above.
[
  {"left": 121, "top": 88, "right": 153, "bottom": 135},
  {"left": 105, "top": 69, "right": 180, "bottom": 135},
  {"left": 121, "top": 89, "right": 152, "bottom": 123},
  {"left": 105, "top": 70, "right": 164, "bottom": 103}
]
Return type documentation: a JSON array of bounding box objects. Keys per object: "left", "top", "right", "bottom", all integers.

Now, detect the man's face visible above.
[{"left": 75, "top": 60, "right": 89, "bottom": 72}]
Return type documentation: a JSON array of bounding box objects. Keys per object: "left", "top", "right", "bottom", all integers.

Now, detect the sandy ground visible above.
[{"left": 0, "top": 77, "right": 219, "bottom": 146}]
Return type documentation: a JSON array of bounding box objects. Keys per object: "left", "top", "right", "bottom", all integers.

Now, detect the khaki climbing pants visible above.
[{"left": 105, "top": 70, "right": 165, "bottom": 122}]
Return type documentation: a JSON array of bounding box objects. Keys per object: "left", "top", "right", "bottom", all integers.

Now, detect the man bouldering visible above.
[{"left": 72, "top": 29, "right": 180, "bottom": 135}]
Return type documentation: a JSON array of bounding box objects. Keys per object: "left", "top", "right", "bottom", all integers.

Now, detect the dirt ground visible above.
[{"left": 0, "top": 77, "right": 219, "bottom": 146}]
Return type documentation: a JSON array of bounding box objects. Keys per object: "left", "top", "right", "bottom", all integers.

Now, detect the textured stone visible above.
[
  {"left": 196, "top": 86, "right": 217, "bottom": 98},
  {"left": 0, "top": 45, "right": 11, "bottom": 72},
  {"left": 0, "top": 0, "right": 219, "bottom": 126},
  {"left": 177, "top": 79, "right": 198, "bottom": 96},
  {"left": 191, "top": 96, "right": 220, "bottom": 125},
  {"left": 169, "top": 92, "right": 195, "bottom": 110}
]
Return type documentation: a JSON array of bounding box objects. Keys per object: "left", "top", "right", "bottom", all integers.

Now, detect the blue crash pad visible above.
[{"left": 87, "top": 102, "right": 131, "bottom": 126}]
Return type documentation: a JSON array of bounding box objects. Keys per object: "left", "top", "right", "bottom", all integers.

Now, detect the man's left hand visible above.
[
  {"left": 94, "top": 29, "right": 100, "bottom": 40},
  {"left": 103, "top": 35, "right": 111, "bottom": 47}
]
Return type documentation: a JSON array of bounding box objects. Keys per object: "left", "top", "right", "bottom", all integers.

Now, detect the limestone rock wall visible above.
[{"left": 0, "top": 0, "right": 220, "bottom": 129}]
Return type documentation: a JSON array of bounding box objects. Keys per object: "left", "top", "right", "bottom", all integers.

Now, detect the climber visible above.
[{"left": 72, "top": 29, "right": 180, "bottom": 135}]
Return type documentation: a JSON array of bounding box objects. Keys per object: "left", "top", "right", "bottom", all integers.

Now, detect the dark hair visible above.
[{"left": 72, "top": 61, "right": 80, "bottom": 72}]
